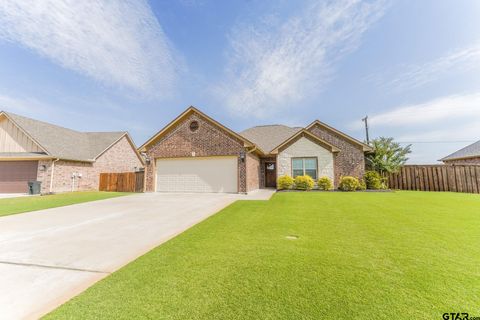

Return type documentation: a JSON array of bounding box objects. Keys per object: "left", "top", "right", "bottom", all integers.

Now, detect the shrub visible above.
[
  {"left": 317, "top": 176, "right": 333, "bottom": 191},
  {"left": 294, "top": 175, "right": 314, "bottom": 191},
  {"left": 357, "top": 179, "right": 367, "bottom": 191},
  {"left": 338, "top": 176, "right": 360, "bottom": 191},
  {"left": 364, "top": 171, "right": 383, "bottom": 190},
  {"left": 277, "top": 175, "right": 294, "bottom": 190}
]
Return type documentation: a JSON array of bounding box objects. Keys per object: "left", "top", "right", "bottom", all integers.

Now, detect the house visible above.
[
  {"left": 440, "top": 140, "right": 480, "bottom": 165},
  {"left": 139, "top": 106, "right": 372, "bottom": 193},
  {"left": 0, "top": 111, "right": 143, "bottom": 194}
]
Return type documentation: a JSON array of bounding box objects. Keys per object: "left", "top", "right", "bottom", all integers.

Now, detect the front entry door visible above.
[{"left": 265, "top": 162, "right": 276, "bottom": 188}]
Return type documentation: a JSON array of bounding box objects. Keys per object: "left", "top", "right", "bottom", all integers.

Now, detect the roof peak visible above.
[
  {"left": 85, "top": 131, "right": 126, "bottom": 135},
  {"left": 3, "top": 111, "right": 83, "bottom": 134},
  {"left": 1, "top": 110, "right": 129, "bottom": 161},
  {"left": 245, "top": 124, "right": 297, "bottom": 129},
  {"left": 4, "top": 111, "right": 127, "bottom": 135}
]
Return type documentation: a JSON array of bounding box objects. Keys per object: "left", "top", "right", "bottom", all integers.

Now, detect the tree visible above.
[{"left": 367, "top": 137, "right": 411, "bottom": 178}]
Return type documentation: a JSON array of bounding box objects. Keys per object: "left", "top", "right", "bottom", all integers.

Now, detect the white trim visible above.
[
  {"left": 292, "top": 157, "right": 318, "bottom": 179},
  {"left": 0, "top": 112, "right": 51, "bottom": 155},
  {"left": 139, "top": 106, "right": 258, "bottom": 153},
  {"left": 49, "top": 158, "right": 59, "bottom": 193},
  {"left": 305, "top": 120, "right": 373, "bottom": 152}
]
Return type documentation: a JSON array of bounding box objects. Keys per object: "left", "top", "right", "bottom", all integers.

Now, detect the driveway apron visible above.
[{"left": 0, "top": 191, "right": 274, "bottom": 319}]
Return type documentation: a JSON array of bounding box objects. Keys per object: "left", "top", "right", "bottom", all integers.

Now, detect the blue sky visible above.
[{"left": 0, "top": 0, "right": 479, "bottom": 163}]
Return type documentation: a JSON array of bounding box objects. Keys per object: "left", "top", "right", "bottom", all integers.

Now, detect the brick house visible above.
[
  {"left": 0, "top": 111, "right": 143, "bottom": 194},
  {"left": 139, "top": 106, "right": 372, "bottom": 193},
  {"left": 440, "top": 140, "right": 480, "bottom": 165}
]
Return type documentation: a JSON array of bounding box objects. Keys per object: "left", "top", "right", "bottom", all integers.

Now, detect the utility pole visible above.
[{"left": 362, "top": 116, "right": 370, "bottom": 145}]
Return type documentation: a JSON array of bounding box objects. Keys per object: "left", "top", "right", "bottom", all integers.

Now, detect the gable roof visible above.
[
  {"left": 139, "top": 106, "right": 256, "bottom": 152},
  {"left": 440, "top": 140, "right": 480, "bottom": 161},
  {"left": 306, "top": 120, "right": 373, "bottom": 152},
  {"left": 239, "top": 125, "right": 302, "bottom": 154},
  {"left": 0, "top": 111, "right": 136, "bottom": 162},
  {"left": 138, "top": 106, "right": 372, "bottom": 156},
  {"left": 269, "top": 129, "right": 341, "bottom": 154}
]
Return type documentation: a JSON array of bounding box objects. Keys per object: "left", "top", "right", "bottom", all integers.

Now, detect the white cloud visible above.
[
  {"left": 0, "top": 0, "right": 180, "bottom": 97},
  {"left": 0, "top": 93, "right": 82, "bottom": 128},
  {"left": 366, "top": 92, "right": 480, "bottom": 129},
  {"left": 0, "top": 92, "right": 148, "bottom": 137},
  {"left": 368, "top": 44, "right": 480, "bottom": 91},
  {"left": 348, "top": 92, "right": 480, "bottom": 163},
  {"left": 0, "top": 93, "right": 56, "bottom": 116},
  {"left": 215, "top": 0, "right": 386, "bottom": 117}
]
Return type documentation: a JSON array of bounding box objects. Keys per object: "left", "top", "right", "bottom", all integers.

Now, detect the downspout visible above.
[{"left": 49, "top": 158, "right": 59, "bottom": 194}]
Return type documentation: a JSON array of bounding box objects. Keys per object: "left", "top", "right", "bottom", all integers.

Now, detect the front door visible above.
[{"left": 265, "top": 162, "right": 276, "bottom": 188}]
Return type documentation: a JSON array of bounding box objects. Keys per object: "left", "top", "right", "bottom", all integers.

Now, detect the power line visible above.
[{"left": 371, "top": 105, "right": 480, "bottom": 117}]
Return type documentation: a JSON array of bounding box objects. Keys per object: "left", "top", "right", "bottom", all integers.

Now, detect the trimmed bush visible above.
[
  {"left": 317, "top": 176, "right": 333, "bottom": 191},
  {"left": 357, "top": 179, "right": 367, "bottom": 191},
  {"left": 364, "top": 171, "right": 383, "bottom": 190},
  {"left": 338, "top": 176, "right": 360, "bottom": 192},
  {"left": 294, "top": 175, "right": 315, "bottom": 191},
  {"left": 277, "top": 175, "right": 294, "bottom": 190}
]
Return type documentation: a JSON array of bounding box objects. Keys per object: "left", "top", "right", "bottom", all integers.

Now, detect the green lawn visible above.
[
  {"left": 0, "top": 192, "right": 129, "bottom": 217},
  {"left": 45, "top": 192, "right": 480, "bottom": 319}
]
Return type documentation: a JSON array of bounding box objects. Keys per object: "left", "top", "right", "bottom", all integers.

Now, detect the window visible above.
[
  {"left": 189, "top": 120, "right": 199, "bottom": 132},
  {"left": 292, "top": 158, "right": 317, "bottom": 179}
]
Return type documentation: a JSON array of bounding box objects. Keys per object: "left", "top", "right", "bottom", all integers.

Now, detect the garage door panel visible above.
[
  {"left": 156, "top": 157, "right": 237, "bottom": 193},
  {"left": 0, "top": 161, "right": 38, "bottom": 193}
]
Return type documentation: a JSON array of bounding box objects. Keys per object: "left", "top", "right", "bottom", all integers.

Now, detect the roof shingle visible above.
[
  {"left": 440, "top": 140, "right": 480, "bottom": 161},
  {"left": 239, "top": 125, "right": 301, "bottom": 153},
  {"left": 3, "top": 112, "right": 126, "bottom": 162}
]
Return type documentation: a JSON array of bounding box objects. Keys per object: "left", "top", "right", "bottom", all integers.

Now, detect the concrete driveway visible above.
[{"left": 0, "top": 190, "right": 274, "bottom": 319}]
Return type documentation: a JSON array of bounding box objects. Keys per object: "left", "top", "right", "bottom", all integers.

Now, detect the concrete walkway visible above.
[
  {"left": 0, "top": 193, "right": 32, "bottom": 199},
  {"left": 0, "top": 190, "right": 275, "bottom": 319}
]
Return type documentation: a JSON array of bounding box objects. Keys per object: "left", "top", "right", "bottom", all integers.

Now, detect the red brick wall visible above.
[
  {"left": 444, "top": 157, "right": 480, "bottom": 165},
  {"left": 37, "top": 136, "right": 143, "bottom": 193},
  {"left": 144, "top": 112, "right": 248, "bottom": 192},
  {"left": 307, "top": 124, "right": 365, "bottom": 186}
]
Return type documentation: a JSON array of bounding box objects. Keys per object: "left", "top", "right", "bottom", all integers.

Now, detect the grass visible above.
[
  {"left": 0, "top": 192, "right": 130, "bottom": 217},
  {"left": 45, "top": 192, "right": 480, "bottom": 319}
]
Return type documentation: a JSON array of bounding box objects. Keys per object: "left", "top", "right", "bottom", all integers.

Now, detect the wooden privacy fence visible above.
[
  {"left": 99, "top": 172, "right": 144, "bottom": 192},
  {"left": 388, "top": 165, "right": 480, "bottom": 194}
]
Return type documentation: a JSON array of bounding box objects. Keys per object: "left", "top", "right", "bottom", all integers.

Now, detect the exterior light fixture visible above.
[
  {"left": 141, "top": 152, "right": 151, "bottom": 165},
  {"left": 239, "top": 151, "right": 246, "bottom": 162}
]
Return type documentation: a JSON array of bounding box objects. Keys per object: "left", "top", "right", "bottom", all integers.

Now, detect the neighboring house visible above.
[
  {"left": 139, "top": 106, "right": 372, "bottom": 193},
  {"left": 440, "top": 140, "right": 480, "bottom": 165},
  {"left": 0, "top": 111, "right": 143, "bottom": 194}
]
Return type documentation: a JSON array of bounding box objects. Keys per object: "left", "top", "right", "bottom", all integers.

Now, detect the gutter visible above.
[
  {"left": 247, "top": 146, "right": 257, "bottom": 154},
  {"left": 49, "top": 158, "right": 60, "bottom": 193}
]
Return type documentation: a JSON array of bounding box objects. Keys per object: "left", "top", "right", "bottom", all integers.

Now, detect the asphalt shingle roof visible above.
[
  {"left": 240, "top": 125, "right": 302, "bottom": 153},
  {"left": 4, "top": 112, "right": 126, "bottom": 162},
  {"left": 440, "top": 140, "right": 480, "bottom": 161}
]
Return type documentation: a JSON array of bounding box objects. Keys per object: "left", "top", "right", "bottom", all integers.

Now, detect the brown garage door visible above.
[{"left": 0, "top": 161, "right": 39, "bottom": 193}]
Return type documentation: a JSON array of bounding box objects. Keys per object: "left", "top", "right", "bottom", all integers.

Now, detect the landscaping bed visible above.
[{"left": 277, "top": 189, "right": 393, "bottom": 192}]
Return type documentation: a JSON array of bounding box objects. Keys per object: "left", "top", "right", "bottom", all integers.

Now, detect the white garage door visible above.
[{"left": 156, "top": 157, "right": 238, "bottom": 193}]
